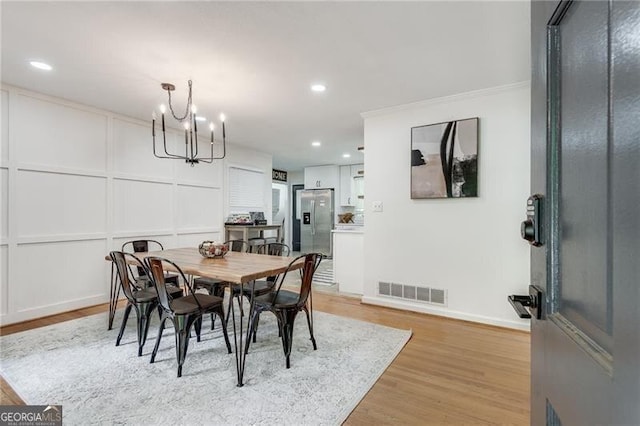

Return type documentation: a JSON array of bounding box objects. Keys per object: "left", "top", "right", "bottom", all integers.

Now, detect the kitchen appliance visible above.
[{"left": 300, "top": 189, "right": 334, "bottom": 257}]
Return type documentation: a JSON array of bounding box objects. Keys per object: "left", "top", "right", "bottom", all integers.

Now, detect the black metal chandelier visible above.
[{"left": 151, "top": 80, "right": 226, "bottom": 165}]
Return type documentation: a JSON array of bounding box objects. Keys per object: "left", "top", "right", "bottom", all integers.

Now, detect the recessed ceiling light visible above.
[
  {"left": 311, "top": 84, "right": 326, "bottom": 92},
  {"left": 29, "top": 61, "right": 52, "bottom": 71},
  {"left": 343, "top": 153, "right": 351, "bottom": 158},
  {"left": 311, "top": 141, "right": 321, "bottom": 147},
  {"left": 195, "top": 116, "right": 207, "bottom": 122}
]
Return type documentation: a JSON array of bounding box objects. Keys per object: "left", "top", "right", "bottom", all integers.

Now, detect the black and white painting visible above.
[{"left": 410, "top": 117, "right": 478, "bottom": 199}]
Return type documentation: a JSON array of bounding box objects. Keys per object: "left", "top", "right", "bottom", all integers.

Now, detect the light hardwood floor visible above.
[{"left": 0, "top": 293, "right": 530, "bottom": 425}]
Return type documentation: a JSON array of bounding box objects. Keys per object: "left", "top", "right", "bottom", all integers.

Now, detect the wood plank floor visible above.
[{"left": 0, "top": 293, "right": 530, "bottom": 425}]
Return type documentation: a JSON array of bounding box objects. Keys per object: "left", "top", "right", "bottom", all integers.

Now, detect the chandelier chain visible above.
[{"left": 166, "top": 80, "right": 193, "bottom": 121}]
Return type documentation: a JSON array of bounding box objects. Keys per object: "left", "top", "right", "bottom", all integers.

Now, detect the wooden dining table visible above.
[{"left": 106, "top": 247, "right": 304, "bottom": 386}]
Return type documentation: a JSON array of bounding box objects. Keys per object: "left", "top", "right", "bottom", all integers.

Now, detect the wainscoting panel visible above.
[
  {"left": 1, "top": 245, "right": 7, "bottom": 315},
  {"left": 13, "top": 94, "right": 108, "bottom": 172},
  {"left": 177, "top": 185, "right": 222, "bottom": 230},
  {"left": 112, "top": 118, "right": 175, "bottom": 180},
  {"left": 175, "top": 146, "right": 223, "bottom": 187},
  {"left": 1, "top": 89, "right": 8, "bottom": 163},
  {"left": 1, "top": 168, "right": 7, "bottom": 239},
  {"left": 16, "top": 170, "right": 107, "bottom": 239},
  {"left": 12, "top": 239, "right": 108, "bottom": 313},
  {"left": 112, "top": 178, "right": 174, "bottom": 233},
  {"left": 177, "top": 232, "right": 222, "bottom": 248}
]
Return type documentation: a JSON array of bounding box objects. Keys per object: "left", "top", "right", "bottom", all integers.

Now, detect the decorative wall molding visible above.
[{"left": 0, "top": 84, "right": 272, "bottom": 325}]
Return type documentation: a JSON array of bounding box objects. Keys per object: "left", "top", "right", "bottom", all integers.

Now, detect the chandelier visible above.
[{"left": 151, "top": 80, "right": 226, "bottom": 165}]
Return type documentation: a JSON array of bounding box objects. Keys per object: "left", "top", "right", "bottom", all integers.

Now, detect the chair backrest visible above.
[
  {"left": 273, "top": 253, "right": 322, "bottom": 308},
  {"left": 258, "top": 242, "right": 290, "bottom": 257},
  {"left": 110, "top": 251, "right": 146, "bottom": 304},
  {"left": 122, "top": 240, "right": 164, "bottom": 277},
  {"left": 259, "top": 242, "right": 290, "bottom": 282},
  {"left": 145, "top": 256, "right": 202, "bottom": 313},
  {"left": 225, "top": 240, "right": 249, "bottom": 253}
]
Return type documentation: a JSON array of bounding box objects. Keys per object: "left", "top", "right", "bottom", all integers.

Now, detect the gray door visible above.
[{"left": 530, "top": 1, "right": 639, "bottom": 424}]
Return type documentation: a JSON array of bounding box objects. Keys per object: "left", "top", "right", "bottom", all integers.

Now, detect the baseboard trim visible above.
[
  {"left": 0, "top": 295, "right": 108, "bottom": 326},
  {"left": 361, "top": 296, "right": 530, "bottom": 331}
]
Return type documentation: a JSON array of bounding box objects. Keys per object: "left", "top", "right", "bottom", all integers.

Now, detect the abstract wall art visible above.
[{"left": 410, "top": 117, "right": 479, "bottom": 199}]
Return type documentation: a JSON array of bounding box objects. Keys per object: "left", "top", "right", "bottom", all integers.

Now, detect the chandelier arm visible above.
[{"left": 153, "top": 132, "right": 187, "bottom": 159}]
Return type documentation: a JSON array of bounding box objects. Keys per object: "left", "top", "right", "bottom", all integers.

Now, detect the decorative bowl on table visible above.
[{"left": 198, "top": 241, "right": 228, "bottom": 258}]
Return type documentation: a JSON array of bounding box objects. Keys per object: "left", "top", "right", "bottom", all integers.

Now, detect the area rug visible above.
[{"left": 0, "top": 310, "right": 411, "bottom": 425}]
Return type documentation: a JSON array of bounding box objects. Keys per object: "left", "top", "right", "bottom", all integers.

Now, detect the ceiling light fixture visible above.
[
  {"left": 152, "top": 80, "right": 226, "bottom": 166},
  {"left": 311, "top": 84, "right": 326, "bottom": 92},
  {"left": 29, "top": 61, "right": 52, "bottom": 71},
  {"left": 311, "top": 141, "right": 322, "bottom": 147},
  {"left": 343, "top": 153, "right": 351, "bottom": 158}
]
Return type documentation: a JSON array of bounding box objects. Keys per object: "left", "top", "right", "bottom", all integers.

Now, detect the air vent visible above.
[{"left": 378, "top": 281, "right": 447, "bottom": 306}]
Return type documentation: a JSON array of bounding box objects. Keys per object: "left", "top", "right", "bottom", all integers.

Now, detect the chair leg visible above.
[
  {"left": 194, "top": 317, "right": 202, "bottom": 343},
  {"left": 136, "top": 302, "right": 156, "bottom": 356},
  {"left": 282, "top": 310, "right": 298, "bottom": 369},
  {"left": 303, "top": 306, "right": 317, "bottom": 350},
  {"left": 252, "top": 313, "right": 260, "bottom": 343},
  {"left": 150, "top": 316, "right": 168, "bottom": 364},
  {"left": 244, "top": 306, "right": 260, "bottom": 355},
  {"left": 116, "top": 303, "right": 133, "bottom": 346},
  {"left": 213, "top": 306, "right": 232, "bottom": 354},
  {"left": 174, "top": 315, "right": 197, "bottom": 378}
]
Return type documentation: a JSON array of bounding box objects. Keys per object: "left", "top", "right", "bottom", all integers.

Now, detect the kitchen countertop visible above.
[{"left": 332, "top": 227, "right": 364, "bottom": 234}]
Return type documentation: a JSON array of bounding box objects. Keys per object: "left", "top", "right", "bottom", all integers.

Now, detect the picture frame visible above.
[{"left": 410, "top": 117, "right": 479, "bottom": 199}]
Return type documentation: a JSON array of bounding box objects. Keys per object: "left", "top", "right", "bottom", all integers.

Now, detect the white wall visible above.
[
  {"left": 361, "top": 82, "right": 531, "bottom": 330},
  {"left": 0, "top": 84, "right": 272, "bottom": 325}
]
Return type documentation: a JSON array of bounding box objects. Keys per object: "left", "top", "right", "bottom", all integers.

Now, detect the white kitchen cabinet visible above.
[
  {"left": 304, "top": 165, "right": 339, "bottom": 189},
  {"left": 333, "top": 229, "right": 364, "bottom": 295},
  {"left": 339, "top": 164, "right": 363, "bottom": 206},
  {"left": 339, "top": 165, "right": 354, "bottom": 206}
]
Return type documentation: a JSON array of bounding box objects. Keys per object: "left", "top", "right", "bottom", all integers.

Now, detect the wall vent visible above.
[{"left": 378, "top": 281, "right": 447, "bottom": 306}]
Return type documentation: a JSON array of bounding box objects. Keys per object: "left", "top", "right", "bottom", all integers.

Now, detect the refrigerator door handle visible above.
[{"left": 311, "top": 199, "right": 316, "bottom": 235}]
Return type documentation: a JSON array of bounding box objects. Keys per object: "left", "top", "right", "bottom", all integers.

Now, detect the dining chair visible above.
[
  {"left": 229, "top": 242, "right": 291, "bottom": 341},
  {"left": 245, "top": 252, "right": 323, "bottom": 368},
  {"left": 121, "top": 239, "right": 180, "bottom": 287},
  {"left": 145, "top": 256, "right": 232, "bottom": 378},
  {"left": 193, "top": 239, "right": 249, "bottom": 329},
  {"left": 109, "top": 251, "right": 183, "bottom": 356}
]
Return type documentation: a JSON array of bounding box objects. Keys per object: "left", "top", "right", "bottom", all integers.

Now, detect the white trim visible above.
[
  {"left": 112, "top": 173, "right": 173, "bottom": 185},
  {"left": 360, "top": 81, "right": 531, "bottom": 118},
  {"left": 0, "top": 294, "right": 107, "bottom": 326},
  {"left": 176, "top": 227, "right": 222, "bottom": 235},
  {"left": 361, "top": 295, "right": 531, "bottom": 331},
  {"left": 16, "top": 164, "right": 108, "bottom": 179},
  {"left": 16, "top": 234, "right": 108, "bottom": 245},
  {"left": 111, "top": 230, "right": 175, "bottom": 239},
  {"left": 176, "top": 181, "right": 222, "bottom": 190}
]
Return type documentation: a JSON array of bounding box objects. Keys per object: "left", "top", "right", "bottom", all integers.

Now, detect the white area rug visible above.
[{"left": 0, "top": 310, "right": 411, "bottom": 425}]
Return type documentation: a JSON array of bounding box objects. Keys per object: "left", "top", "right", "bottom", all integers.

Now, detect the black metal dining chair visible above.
[
  {"left": 121, "top": 239, "right": 180, "bottom": 287},
  {"left": 245, "top": 252, "right": 323, "bottom": 368},
  {"left": 110, "top": 251, "right": 183, "bottom": 356},
  {"left": 228, "top": 242, "right": 290, "bottom": 340},
  {"left": 192, "top": 240, "right": 249, "bottom": 329},
  {"left": 145, "top": 256, "right": 232, "bottom": 378}
]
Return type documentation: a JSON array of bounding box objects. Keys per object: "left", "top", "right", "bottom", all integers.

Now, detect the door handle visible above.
[{"left": 508, "top": 285, "right": 543, "bottom": 319}]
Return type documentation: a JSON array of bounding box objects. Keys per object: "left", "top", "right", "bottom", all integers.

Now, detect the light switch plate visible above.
[{"left": 372, "top": 201, "right": 383, "bottom": 212}]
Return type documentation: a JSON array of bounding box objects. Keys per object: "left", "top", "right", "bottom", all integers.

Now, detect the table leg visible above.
[
  {"left": 108, "top": 263, "right": 121, "bottom": 330},
  {"left": 228, "top": 280, "right": 256, "bottom": 387},
  {"left": 243, "top": 228, "right": 248, "bottom": 251}
]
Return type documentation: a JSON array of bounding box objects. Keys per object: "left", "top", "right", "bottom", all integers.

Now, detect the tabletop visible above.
[{"left": 107, "top": 247, "right": 302, "bottom": 284}]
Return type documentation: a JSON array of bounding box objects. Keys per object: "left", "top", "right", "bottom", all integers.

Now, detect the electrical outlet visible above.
[{"left": 372, "top": 201, "right": 383, "bottom": 212}]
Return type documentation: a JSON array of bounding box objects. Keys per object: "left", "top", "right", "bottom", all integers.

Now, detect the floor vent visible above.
[{"left": 378, "top": 281, "right": 447, "bottom": 306}]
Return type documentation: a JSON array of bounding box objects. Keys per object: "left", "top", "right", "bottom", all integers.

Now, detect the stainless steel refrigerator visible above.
[{"left": 300, "top": 189, "right": 334, "bottom": 257}]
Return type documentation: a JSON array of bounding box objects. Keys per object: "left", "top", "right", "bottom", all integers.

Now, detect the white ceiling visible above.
[{"left": 1, "top": 1, "right": 530, "bottom": 171}]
